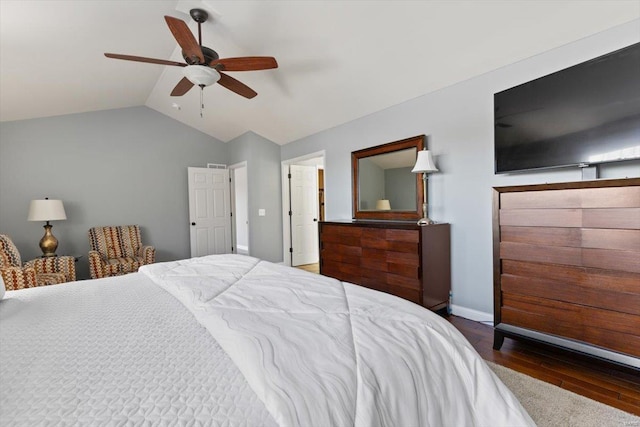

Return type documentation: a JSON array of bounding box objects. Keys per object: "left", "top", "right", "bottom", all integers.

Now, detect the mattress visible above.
[{"left": 0, "top": 254, "right": 534, "bottom": 426}]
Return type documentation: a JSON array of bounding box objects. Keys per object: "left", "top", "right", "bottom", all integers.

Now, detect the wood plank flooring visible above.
[
  {"left": 296, "top": 263, "right": 320, "bottom": 274},
  {"left": 447, "top": 315, "right": 640, "bottom": 416}
]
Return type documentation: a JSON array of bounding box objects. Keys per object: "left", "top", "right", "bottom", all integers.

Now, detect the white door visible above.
[
  {"left": 188, "top": 167, "right": 232, "bottom": 257},
  {"left": 290, "top": 164, "right": 319, "bottom": 266}
]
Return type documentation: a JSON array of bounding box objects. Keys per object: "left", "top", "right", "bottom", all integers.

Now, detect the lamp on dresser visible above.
[
  {"left": 27, "top": 198, "right": 67, "bottom": 257},
  {"left": 411, "top": 149, "right": 439, "bottom": 225}
]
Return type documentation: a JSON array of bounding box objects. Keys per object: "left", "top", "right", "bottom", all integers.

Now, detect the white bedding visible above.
[
  {"left": 1, "top": 254, "right": 534, "bottom": 426},
  {"left": 0, "top": 270, "right": 277, "bottom": 426}
]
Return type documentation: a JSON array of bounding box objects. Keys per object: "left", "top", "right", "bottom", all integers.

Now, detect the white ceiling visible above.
[
  {"left": 1, "top": 1, "right": 638, "bottom": 145},
  {"left": 368, "top": 149, "right": 416, "bottom": 170}
]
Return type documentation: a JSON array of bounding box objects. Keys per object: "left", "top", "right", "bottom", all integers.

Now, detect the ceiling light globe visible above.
[{"left": 183, "top": 65, "right": 221, "bottom": 87}]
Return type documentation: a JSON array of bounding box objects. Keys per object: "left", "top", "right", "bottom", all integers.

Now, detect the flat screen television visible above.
[{"left": 494, "top": 42, "right": 640, "bottom": 174}]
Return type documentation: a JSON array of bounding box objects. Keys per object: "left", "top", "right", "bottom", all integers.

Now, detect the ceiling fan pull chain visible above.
[{"left": 200, "top": 85, "right": 204, "bottom": 118}]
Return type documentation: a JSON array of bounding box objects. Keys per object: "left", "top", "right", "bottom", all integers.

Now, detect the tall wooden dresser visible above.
[
  {"left": 319, "top": 220, "right": 451, "bottom": 311},
  {"left": 493, "top": 178, "right": 640, "bottom": 368}
]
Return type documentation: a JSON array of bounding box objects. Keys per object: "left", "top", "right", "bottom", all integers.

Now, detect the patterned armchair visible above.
[
  {"left": 88, "top": 225, "right": 155, "bottom": 279},
  {"left": 0, "top": 234, "right": 76, "bottom": 291}
]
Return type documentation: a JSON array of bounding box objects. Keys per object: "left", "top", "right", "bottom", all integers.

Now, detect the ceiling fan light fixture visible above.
[
  {"left": 183, "top": 65, "right": 220, "bottom": 87},
  {"left": 105, "top": 12, "right": 277, "bottom": 100}
]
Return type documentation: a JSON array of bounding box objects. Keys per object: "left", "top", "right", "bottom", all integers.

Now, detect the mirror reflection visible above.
[{"left": 358, "top": 147, "right": 417, "bottom": 211}]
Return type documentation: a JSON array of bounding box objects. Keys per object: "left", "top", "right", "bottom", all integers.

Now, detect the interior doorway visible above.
[
  {"left": 281, "top": 151, "right": 325, "bottom": 267},
  {"left": 229, "top": 162, "right": 249, "bottom": 255}
]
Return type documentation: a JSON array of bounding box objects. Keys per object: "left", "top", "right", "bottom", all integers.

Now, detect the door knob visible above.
[
  {"left": 313, "top": 218, "right": 318, "bottom": 222},
  {"left": 191, "top": 222, "right": 196, "bottom": 226}
]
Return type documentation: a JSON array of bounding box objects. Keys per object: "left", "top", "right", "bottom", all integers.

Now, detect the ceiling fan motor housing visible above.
[{"left": 182, "top": 46, "right": 219, "bottom": 65}]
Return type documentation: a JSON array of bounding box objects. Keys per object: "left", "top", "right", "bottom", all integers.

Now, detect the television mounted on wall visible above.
[{"left": 494, "top": 42, "right": 640, "bottom": 174}]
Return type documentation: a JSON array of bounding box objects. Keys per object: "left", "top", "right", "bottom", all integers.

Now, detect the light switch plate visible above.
[{"left": 258, "top": 209, "right": 266, "bottom": 216}]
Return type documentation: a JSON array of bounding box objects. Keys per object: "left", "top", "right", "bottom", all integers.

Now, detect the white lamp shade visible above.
[
  {"left": 411, "top": 149, "right": 439, "bottom": 173},
  {"left": 27, "top": 199, "right": 67, "bottom": 221},
  {"left": 183, "top": 65, "right": 221, "bottom": 87},
  {"left": 376, "top": 199, "right": 391, "bottom": 210}
]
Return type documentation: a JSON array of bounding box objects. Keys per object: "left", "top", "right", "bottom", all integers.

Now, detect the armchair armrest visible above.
[
  {"left": 25, "top": 256, "right": 76, "bottom": 282},
  {"left": 138, "top": 245, "right": 156, "bottom": 265},
  {"left": 0, "top": 266, "right": 37, "bottom": 291},
  {"left": 88, "top": 250, "right": 106, "bottom": 279}
]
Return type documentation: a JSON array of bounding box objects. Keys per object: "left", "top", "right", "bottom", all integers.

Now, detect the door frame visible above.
[
  {"left": 229, "top": 161, "right": 249, "bottom": 255},
  {"left": 281, "top": 150, "right": 326, "bottom": 266}
]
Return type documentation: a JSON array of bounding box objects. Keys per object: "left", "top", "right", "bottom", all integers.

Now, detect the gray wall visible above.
[
  {"left": 226, "top": 132, "right": 283, "bottom": 263},
  {"left": 0, "top": 106, "right": 228, "bottom": 279},
  {"left": 385, "top": 167, "right": 414, "bottom": 210},
  {"left": 357, "top": 158, "right": 385, "bottom": 210},
  {"left": 280, "top": 20, "right": 640, "bottom": 318}
]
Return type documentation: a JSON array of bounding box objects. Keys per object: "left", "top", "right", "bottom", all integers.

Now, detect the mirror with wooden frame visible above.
[{"left": 352, "top": 135, "right": 424, "bottom": 220}]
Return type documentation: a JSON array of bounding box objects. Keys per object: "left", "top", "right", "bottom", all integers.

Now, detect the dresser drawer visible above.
[
  {"left": 500, "top": 186, "right": 640, "bottom": 209},
  {"left": 361, "top": 229, "right": 417, "bottom": 250},
  {"left": 501, "top": 292, "right": 640, "bottom": 357},
  {"left": 360, "top": 258, "right": 419, "bottom": 277},
  {"left": 500, "top": 271, "right": 640, "bottom": 315}
]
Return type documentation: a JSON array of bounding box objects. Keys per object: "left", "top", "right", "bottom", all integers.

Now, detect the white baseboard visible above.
[
  {"left": 237, "top": 245, "right": 249, "bottom": 255},
  {"left": 451, "top": 305, "right": 494, "bottom": 325}
]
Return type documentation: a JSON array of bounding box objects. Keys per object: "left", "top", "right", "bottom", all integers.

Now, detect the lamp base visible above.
[
  {"left": 417, "top": 217, "right": 437, "bottom": 226},
  {"left": 39, "top": 223, "right": 59, "bottom": 257}
]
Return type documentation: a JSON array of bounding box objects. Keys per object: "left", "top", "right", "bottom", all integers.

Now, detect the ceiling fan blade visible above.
[
  {"left": 164, "top": 16, "right": 204, "bottom": 64},
  {"left": 211, "top": 57, "right": 278, "bottom": 71},
  {"left": 104, "top": 53, "right": 186, "bottom": 67},
  {"left": 171, "top": 77, "right": 195, "bottom": 96},
  {"left": 217, "top": 73, "right": 257, "bottom": 99}
]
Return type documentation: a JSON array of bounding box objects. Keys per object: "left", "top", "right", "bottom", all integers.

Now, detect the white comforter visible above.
[
  {"left": 0, "top": 268, "right": 277, "bottom": 426},
  {"left": 139, "top": 254, "right": 534, "bottom": 427}
]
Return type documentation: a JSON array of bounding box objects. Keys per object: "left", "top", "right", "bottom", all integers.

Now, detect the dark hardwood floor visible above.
[{"left": 447, "top": 315, "right": 640, "bottom": 416}]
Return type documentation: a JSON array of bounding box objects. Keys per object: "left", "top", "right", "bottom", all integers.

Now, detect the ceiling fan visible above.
[{"left": 104, "top": 8, "right": 278, "bottom": 100}]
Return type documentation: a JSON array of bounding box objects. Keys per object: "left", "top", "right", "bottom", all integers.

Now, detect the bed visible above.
[{"left": 0, "top": 254, "right": 533, "bottom": 426}]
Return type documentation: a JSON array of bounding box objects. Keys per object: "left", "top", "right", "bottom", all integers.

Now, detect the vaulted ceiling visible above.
[{"left": 1, "top": 1, "right": 638, "bottom": 145}]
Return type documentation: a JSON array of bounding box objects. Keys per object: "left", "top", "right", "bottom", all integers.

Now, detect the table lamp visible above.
[
  {"left": 27, "top": 198, "right": 67, "bottom": 257},
  {"left": 411, "top": 149, "right": 438, "bottom": 225}
]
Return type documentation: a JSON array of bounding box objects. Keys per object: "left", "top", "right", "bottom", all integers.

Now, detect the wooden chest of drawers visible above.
[
  {"left": 493, "top": 178, "right": 640, "bottom": 368},
  {"left": 319, "top": 221, "right": 451, "bottom": 310}
]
